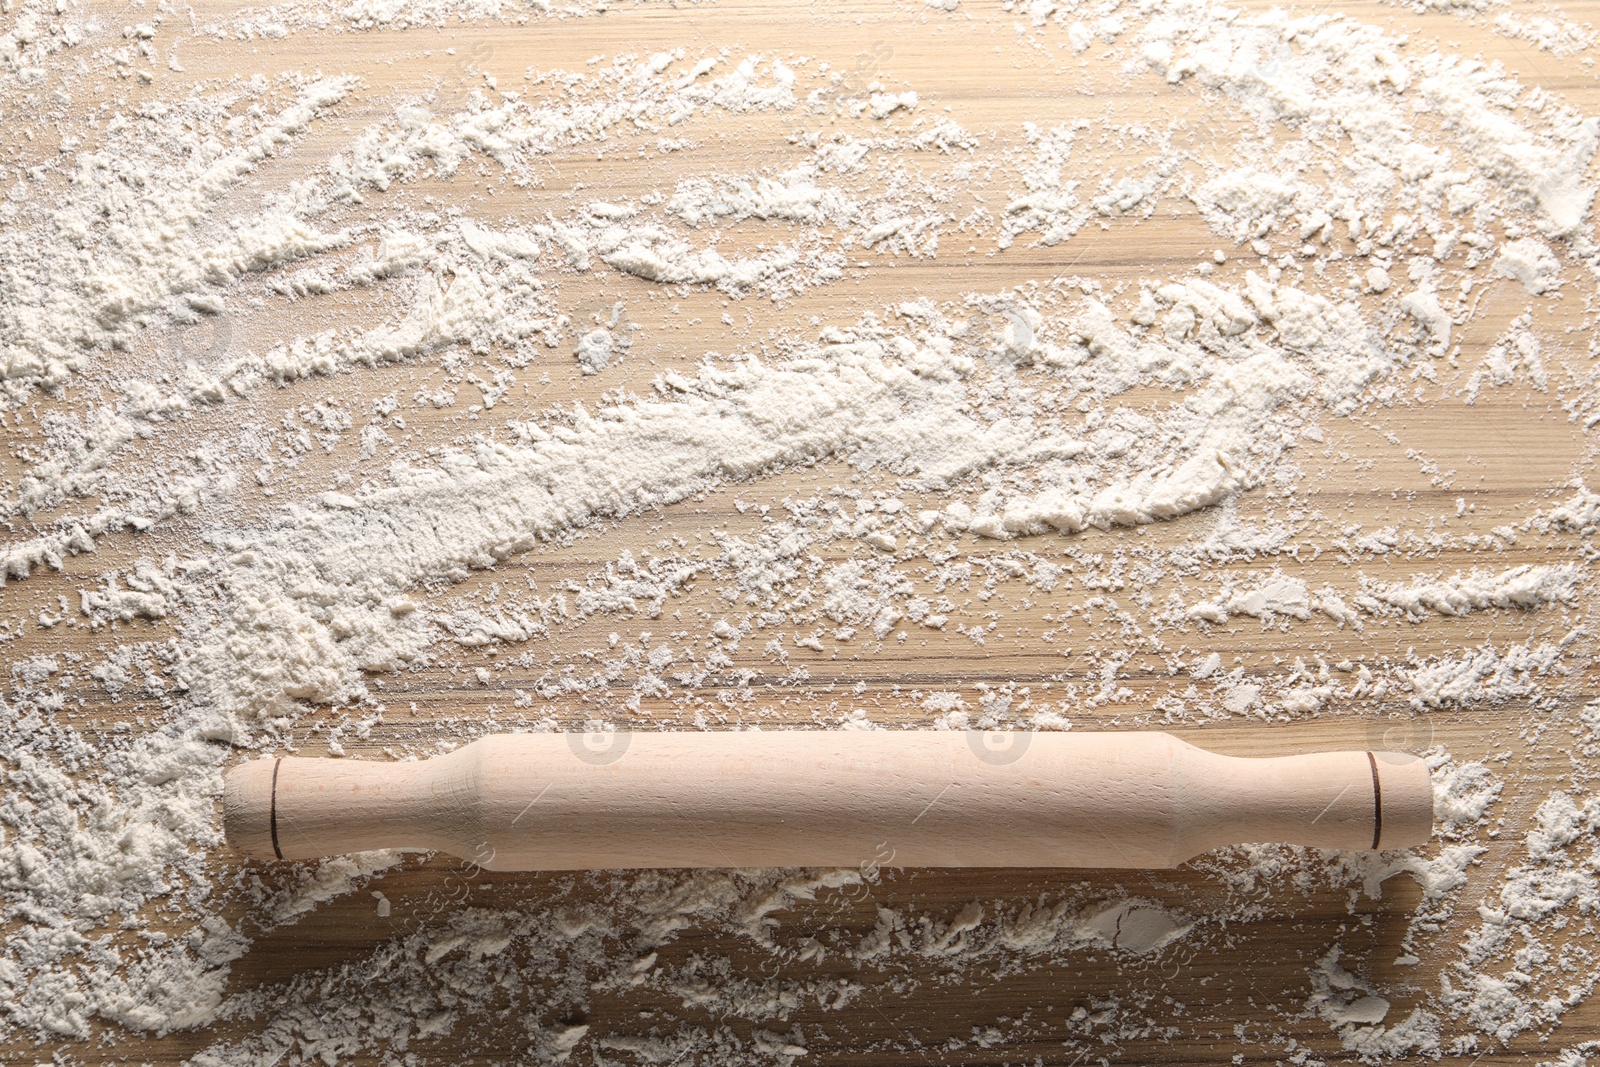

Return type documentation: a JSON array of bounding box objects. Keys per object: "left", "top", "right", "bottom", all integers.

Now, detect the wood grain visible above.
[{"left": 1, "top": 0, "right": 1597, "bottom": 1063}]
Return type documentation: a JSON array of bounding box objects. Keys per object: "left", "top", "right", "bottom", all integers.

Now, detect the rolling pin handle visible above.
[{"left": 224, "top": 733, "right": 1435, "bottom": 868}]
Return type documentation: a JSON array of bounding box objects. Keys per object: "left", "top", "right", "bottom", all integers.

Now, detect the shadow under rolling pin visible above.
[{"left": 223, "top": 731, "right": 1433, "bottom": 870}]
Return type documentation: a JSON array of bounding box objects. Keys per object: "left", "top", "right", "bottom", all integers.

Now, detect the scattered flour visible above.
[
  {"left": 0, "top": 0, "right": 1597, "bottom": 1063},
  {"left": 1494, "top": 237, "right": 1563, "bottom": 294}
]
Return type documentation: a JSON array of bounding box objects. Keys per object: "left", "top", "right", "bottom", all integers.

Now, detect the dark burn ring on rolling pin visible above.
[
  {"left": 269, "top": 758, "right": 283, "bottom": 861},
  {"left": 1369, "top": 751, "right": 1382, "bottom": 851}
]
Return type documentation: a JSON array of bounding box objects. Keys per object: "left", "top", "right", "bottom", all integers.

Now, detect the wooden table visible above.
[{"left": 1, "top": 0, "right": 1596, "bottom": 1063}]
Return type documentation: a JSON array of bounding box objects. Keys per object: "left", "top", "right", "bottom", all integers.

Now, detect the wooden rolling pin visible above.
[{"left": 223, "top": 731, "right": 1433, "bottom": 870}]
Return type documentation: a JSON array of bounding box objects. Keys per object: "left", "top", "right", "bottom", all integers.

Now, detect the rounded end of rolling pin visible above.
[
  {"left": 1372, "top": 750, "right": 1434, "bottom": 850},
  {"left": 223, "top": 757, "right": 282, "bottom": 861}
]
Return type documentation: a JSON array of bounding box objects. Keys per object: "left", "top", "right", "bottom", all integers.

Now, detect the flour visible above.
[
  {"left": 1362, "top": 563, "right": 1581, "bottom": 618},
  {"left": 1307, "top": 946, "right": 1400, "bottom": 1029},
  {"left": 187, "top": 870, "right": 1194, "bottom": 1065},
  {"left": 1381, "top": 0, "right": 1597, "bottom": 57},
  {"left": 0, "top": 0, "right": 93, "bottom": 83},
  {"left": 573, "top": 326, "right": 616, "bottom": 373},
  {"left": 1406, "top": 639, "right": 1567, "bottom": 708},
  {"left": 1493, "top": 10, "right": 1597, "bottom": 56},
  {"left": 1464, "top": 314, "right": 1547, "bottom": 402},
  {"left": 1187, "top": 570, "right": 1313, "bottom": 623},
  {"left": 1181, "top": 560, "right": 1581, "bottom": 645},
  {"left": 0, "top": 74, "right": 357, "bottom": 404},
  {"left": 1, "top": 0, "right": 1599, "bottom": 1062},
  {"left": 1442, "top": 790, "right": 1600, "bottom": 1042},
  {"left": 1431, "top": 757, "right": 1503, "bottom": 836},
  {"left": 1493, "top": 237, "right": 1563, "bottom": 294},
  {"left": 1532, "top": 483, "right": 1600, "bottom": 536},
  {"left": 1077, "top": 899, "right": 1193, "bottom": 953},
  {"left": 201, "top": 0, "right": 589, "bottom": 39}
]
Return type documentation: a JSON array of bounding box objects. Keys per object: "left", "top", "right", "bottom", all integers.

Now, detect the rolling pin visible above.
[{"left": 223, "top": 731, "right": 1433, "bottom": 870}]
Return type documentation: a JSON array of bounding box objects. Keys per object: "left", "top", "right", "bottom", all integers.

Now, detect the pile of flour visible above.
[{"left": 0, "top": 0, "right": 1597, "bottom": 1063}]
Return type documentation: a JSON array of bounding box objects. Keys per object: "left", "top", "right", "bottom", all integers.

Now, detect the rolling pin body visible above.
[{"left": 224, "top": 731, "right": 1433, "bottom": 870}]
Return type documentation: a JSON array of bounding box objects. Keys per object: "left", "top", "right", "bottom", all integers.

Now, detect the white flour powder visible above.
[{"left": 0, "top": 0, "right": 1597, "bottom": 1063}]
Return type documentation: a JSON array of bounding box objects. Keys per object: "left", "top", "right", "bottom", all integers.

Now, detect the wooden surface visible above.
[{"left": 1, "top": 0, "right": 1598, "bottom": 1063}]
